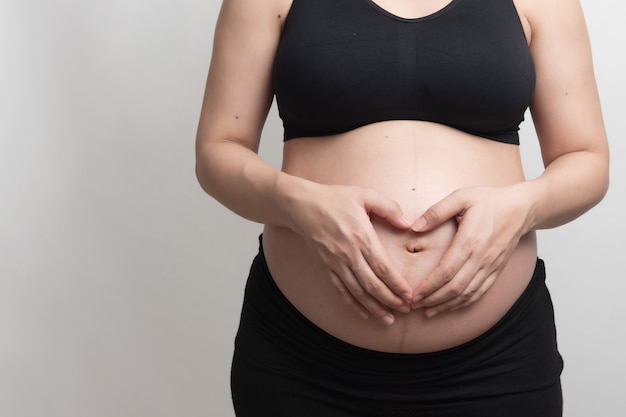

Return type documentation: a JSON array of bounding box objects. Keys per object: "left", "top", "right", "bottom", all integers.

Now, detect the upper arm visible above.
[
  {"left": 522, "top": 0, "right": 608, "bottom": 167},
  {"left": 196, "top": 0, "right": 289, "bottom": 153}
]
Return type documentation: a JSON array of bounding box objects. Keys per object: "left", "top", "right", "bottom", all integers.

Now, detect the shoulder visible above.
[
  {"left": 513, "top": 0, "right": 588, "bottom": 43},
  {"left": 210, "top": 0, "right": 295, "bottom": 62},
  {"left": 217, "top": 0, "right": 293, "bottom": 28}
]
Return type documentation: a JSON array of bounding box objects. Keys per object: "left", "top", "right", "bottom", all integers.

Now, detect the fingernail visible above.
[
  {"left": 399, "top": 305, "right": 410, "bottom": 314},
  {"left": 411, "top": 217, "right": 428, "bottom": 232},
  {"left": 425, "top": 309, "right": 439, "bottom": 318},
  {"left": 382, "top": 315, "right": 395, "bottom": 326},
  {"left": 401, "top": 292, "right": 413, "bottom": 303},
  {"left": 412, "top": 294, "right": 423, "bottom": 305}
]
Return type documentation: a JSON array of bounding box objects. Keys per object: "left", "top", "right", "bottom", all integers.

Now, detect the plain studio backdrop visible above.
[{"left": 0, "top": 1, "right": 623, "bottom": 416}]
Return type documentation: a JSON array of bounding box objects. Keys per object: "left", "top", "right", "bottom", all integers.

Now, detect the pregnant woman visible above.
[{"left": 195, "top": 0, "right": 609, "bottom": 415}]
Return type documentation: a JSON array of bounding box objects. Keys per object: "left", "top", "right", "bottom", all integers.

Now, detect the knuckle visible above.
[
  {"left": 351, "top": 232, "right": 373, "bottom": 252},
  {"left": 335, "top": 240, "right": 352, "bottom": 254},
  {"left": 448, "top": 282, "right": 465, "bottom": 297},
  {"left": 476, "top": 285, "right": 490, "bottom": 298},
  {"left": 370, "top": 261, "right": 389, "bottom": 277},
  {"left": 351, "top": 286, "right": 366, "bottom": 300},
  {"left": 333, "top": 247, "right": 353, "bottom": 264},
  {"left": 420, "top": 282, "right": 436, "bottom": 296},
  {"left": 461, "top": 289, "right": 476, "bottom": 302},
  {"left": 485, "top": 240, "right": 503, "bottom": 256},
  {"left": 478, "top": 249, "right": 494, "bottom": 264},
  {"left": 493, "top": 238, "right": 508, "bottom": 251},
  {"left": 426, "top": 206, "right": 442, "bottom": 222},
  {"left": 464, "top": 232, "right": 482, "bottom": 248},
  {"left": 440, "top": 266, "right": 456, "bottom": 283},
  {"left": 350, "top": 228, "right": 368, "bottom": 243},
  {"left": 364, "top": 279, "right": 382, "bottom": 295},
  {"left": 336, "top": 285, "right": 350, "bottom": 298},
  {"left": 470, "top": 281, "right": 492, "bottom": 303}
]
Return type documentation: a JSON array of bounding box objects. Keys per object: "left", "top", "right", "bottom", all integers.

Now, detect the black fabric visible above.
[
  {"left": 273, "top": 0, "right": 535, "bottom": 144},
  {"left": 231, "top": 244, "right": 563, "bottom": 416}
]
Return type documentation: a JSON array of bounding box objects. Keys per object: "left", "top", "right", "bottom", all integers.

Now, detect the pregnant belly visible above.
[
  {"left": 262, "top": 121, "right": 538, "bottom": 353},
  {"left": 262, "top": 222, "right": 536, "bottom": 353}
]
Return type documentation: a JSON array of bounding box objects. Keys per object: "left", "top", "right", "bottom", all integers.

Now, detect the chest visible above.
[{"left": 273, "top": 0, "right": 535, "bottom": 140}]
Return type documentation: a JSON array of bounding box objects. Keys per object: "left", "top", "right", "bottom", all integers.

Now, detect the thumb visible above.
[
  {"left": 362, "top": 190, "right": 411, "bottom": 230},
  {"left": 412, "top": 191, "right": 465, "bottom": 232}
]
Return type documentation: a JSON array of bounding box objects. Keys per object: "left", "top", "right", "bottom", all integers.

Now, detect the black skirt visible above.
[{"left": 231, "top": 241, "right": 563, "bottom": 417}]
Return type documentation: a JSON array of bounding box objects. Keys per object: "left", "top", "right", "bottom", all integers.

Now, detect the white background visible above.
[{"left": 1, "top": 1, "right": 624, "bottom": 416}]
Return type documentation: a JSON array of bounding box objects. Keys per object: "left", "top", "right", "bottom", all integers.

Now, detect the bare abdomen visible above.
[{"left": 262, "top": 121, "right": 538, "bottom": 353}]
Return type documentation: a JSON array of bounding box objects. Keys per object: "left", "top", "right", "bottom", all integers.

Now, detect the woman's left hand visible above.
[{"left": 410, "top": 185, "right": 532, "bottom": 317}]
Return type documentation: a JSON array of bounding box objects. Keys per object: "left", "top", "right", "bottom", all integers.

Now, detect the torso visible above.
[{"left": 263, "top": 0, "right": 538, "bottom": 353}]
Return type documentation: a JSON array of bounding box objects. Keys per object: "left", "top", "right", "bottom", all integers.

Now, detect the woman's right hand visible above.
[{"left": 288, "top": 184, "right": 413, "bottom": 325}]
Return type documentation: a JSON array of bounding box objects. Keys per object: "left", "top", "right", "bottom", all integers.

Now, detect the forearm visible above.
[
  {"left": 195, "top": 140, "right": 313, "bottom": 230},
  {"left": 520, "top": 149, "right": 609, "bottom": 232}
]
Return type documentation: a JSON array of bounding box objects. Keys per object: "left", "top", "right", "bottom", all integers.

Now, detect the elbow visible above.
[
  {"left": 195, "top": 154, "right": 218, "bottom": 198},
  {"left": 588, "top": 148, "right": 611, "bottom": 209},
  {"left": 194, "top": 163, "right": 209, "bottom": 194},
  {"left": 597, "top": 143, "right": 611, "bottom": 202},
  {"left": 194, "top": 136, "right": 245, "bottom": 199},
  {"left": 194, "top": 140, "right": 218, "bottom": 198},
  {"left": 597, "top": 160, "right": 610, "bottom": 203}
]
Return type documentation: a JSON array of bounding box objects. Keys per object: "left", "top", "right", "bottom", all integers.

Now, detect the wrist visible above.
[
  {"left": 274, "top": 173, "right": 320, "bottom": 232},
  {"left": 509, "top": 180, "right": 548, "bottom": 233}
]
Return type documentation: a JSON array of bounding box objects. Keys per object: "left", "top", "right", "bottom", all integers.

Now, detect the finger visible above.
[
  {"left": 360, "top": 234, "right": 413, "bottom": 307},
  {"left": 362, "top": 189, "right": 412, "bottom": 230},
  {"left": 411, "top": 190, "right": 467, "bottom": 232},
  {"left": 422, "top": 267, "right": 490, "bottom": 316},
  {"left": 417, "top": 261, "right": 481, "bottom": 310},
  {"left": 329, "top": 271, "right": 370, "bottom": 320},
  {"left": 412, "top": 243, "right": 472, "bottom": 307},
  {"left": 453, "top": 272, "right": 497, "bottom": 311},
  {"left": 316, "top": 229, "right": 407, "bottom": 321},
  {"left": 411, "top": 210, "right": 492, "bottom": 306},
  {"left": 334, "top": 264, "right": 398, "bottom": 325},
  {"left": 353, "top": 252, "right": 412, "bottom": 313}
]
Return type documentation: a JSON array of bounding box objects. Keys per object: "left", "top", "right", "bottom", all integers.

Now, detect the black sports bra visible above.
[{"left": 272, "top": 0, "right": 535, "bottom": 144}]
